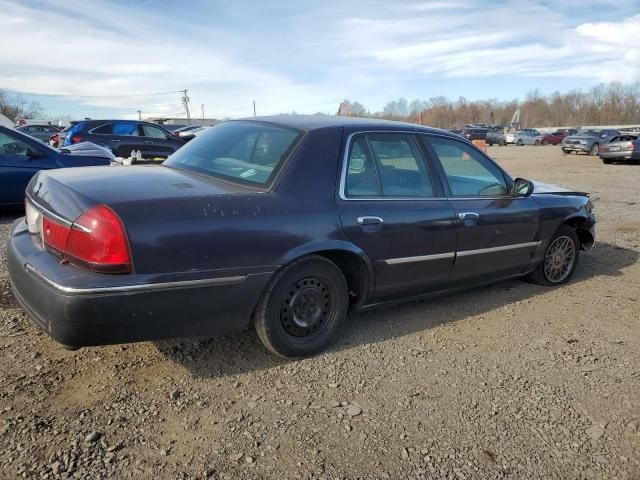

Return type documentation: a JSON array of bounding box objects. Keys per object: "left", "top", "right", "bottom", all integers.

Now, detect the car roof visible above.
[{"left": 236, "top": 114, "right": 459, "bottom": 137}]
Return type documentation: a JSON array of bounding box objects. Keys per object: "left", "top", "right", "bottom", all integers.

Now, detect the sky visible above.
[{"left": 0, "top": 0, "right": 638, "bottom": 120}]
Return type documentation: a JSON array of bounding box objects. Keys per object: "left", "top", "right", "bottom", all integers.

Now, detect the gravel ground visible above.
[{"left": 1, "top": 146, "right": 639, "bottom": 480}]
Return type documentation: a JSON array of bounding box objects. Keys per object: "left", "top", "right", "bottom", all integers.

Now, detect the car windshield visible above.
[
  {"left": 577, "top": 129, "right": 601, "bottom": 136},
  {"left": 165, "top": 121, "right": 302, "bottom": 186}
]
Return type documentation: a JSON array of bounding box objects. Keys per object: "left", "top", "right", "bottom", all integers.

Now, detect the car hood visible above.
[{"left": 532, "top": 180, "right": 588, "bottom": 196}]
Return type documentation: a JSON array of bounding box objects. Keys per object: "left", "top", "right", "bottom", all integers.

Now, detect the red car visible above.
[{"left": 541, "top": 129, "right": 577, "bottom": 145}]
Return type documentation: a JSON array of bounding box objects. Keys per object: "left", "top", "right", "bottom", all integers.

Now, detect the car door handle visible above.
[
  {"left": 457, "top": 212, "right": 479, "bottom": 220},
  {"left": 357, "top": 216, "right": 384, "bottom": 225},
  {"left": 143, "top": 141, "right": 153, "bottom": 144}
]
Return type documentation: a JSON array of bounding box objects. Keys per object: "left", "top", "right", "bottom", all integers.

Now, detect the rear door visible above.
[
  {"left": 336, "top": 132, "right": 457, "bottom": 301},
  {"left": 421, "top": 135, "right": 540, "bottom": 283},
  {"left": 138, "top": 124, "right": 176, "bottom": 159},
  {"left": 0, "top": 130, "right": 55, "bottom": 206}
]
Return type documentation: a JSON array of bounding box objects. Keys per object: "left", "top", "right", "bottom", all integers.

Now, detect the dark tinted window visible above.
[
  {"left": 92, "top": 123, "right": 112, "bottom": 134},
  {"left": 426, "top": 136, "right": 509, "bottom": 197},
  {"left": 165, "top": 121, "right": 301, "bottom": 186}
]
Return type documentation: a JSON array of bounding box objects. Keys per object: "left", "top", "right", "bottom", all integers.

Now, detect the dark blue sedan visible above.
[
  {"left": 0, "top": 126, "right": 110, "bottom": 208},
  {"left": 7, "top": 116, "right": 596, "bottom": 358}
]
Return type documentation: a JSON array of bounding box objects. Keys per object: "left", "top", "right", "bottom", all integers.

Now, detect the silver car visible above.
[
  {"left": 599, "top": 133, "right": 639, "bottom": 164},
  {"left": 511, "top": 130, "right": 543, "bottom": 146}
]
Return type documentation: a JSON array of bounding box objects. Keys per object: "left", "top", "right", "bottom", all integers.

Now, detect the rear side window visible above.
[
  {"left": 112, "top": 122, "right": 138, "bottom": 136},
  {"left": 425, "top": 136, "right": 509, "bottom": 197},
  {"left": 92, "top": 123, "right": 112, "bottom": 134},
  {"left": 344, "top": 133, "right": 434, "bottom": 198},
  {"left": 164, "top": 121, "right": 302, "bottom": 186}
]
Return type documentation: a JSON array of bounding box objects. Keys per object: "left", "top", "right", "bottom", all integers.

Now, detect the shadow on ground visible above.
[{"left": 155, "top": 241, "right": 638, "bottom": 379}]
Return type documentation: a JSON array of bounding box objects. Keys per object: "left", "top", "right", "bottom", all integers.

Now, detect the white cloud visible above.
[{"left": 0, "top": 0, "right": 637, "bottom": 118}]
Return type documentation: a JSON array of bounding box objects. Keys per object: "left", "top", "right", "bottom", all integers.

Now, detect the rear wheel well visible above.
[
  {"left": 563, "top": 217, "right": 594, "bottom": 250},
  {"left": 313, "top": 250, "right": 370, "bottom": 309}
]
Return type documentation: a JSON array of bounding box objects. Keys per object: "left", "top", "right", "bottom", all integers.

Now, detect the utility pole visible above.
[
  {"left": 181, "top": 89, "right": 191, "bottom": 125},
  {"left": 201, "top": 104, "right": 205, "bottom": 120},
  {"left": 137, "top": 110, "right": 142, "bottom": 121},
  {"left": 253, "top": 100, "right": 256, "bottom": 117}
]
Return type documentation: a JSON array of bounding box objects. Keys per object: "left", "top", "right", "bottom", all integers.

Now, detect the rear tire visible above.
[
  {"left": 602, "top": 158, "right": 612, "bottom": 164},
  {"left": 253, "top": 256, "right": 349, "bottom": 359},
  {"left": 527, "top": 226, "right": 580, "bottom": 286},
  {"left": 535, "top": 140, "right": 540, "bottom": 145}
]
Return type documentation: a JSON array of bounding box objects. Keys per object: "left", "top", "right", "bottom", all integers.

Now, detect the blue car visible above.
[
  {"left": 8, "top": 116, "right": 595, "bottom": 358},
  {"left": 0, "top": 126, "right": 110, "bottom": 208}
]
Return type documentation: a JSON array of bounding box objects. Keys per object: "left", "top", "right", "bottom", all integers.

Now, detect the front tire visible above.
[
  {"left": 253, "top": 256, "right": 349, "bottom": 359},
  {"left": 517, "top": 139, "right": 523, "bottom": 146},
  {"left": 589, "top": 143, "right": 599, "bottom": 156},
  {"left": 535, "top": 140, "right": 540, "bottom": 146},
  {"left": 527, "top": 226, "right": 580, "bottom": 286}
]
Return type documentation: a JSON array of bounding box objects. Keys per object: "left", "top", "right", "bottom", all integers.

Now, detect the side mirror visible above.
[{"left": 513, "top": 177, "right": 534, "bottom": 197}]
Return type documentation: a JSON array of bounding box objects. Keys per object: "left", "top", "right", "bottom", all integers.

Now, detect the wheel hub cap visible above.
[{"left": 281, "top": 278, "right": 330, "bottom": 337}]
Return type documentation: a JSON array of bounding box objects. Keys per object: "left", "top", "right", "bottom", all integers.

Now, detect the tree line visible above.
[
  {"left": 343, "top": 82, "right": 640, "bottom": 129},
  {"left": 0, "top": 89, "right": 43, "bottom": 122}
]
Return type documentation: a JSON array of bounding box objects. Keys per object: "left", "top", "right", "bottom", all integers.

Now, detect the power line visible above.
[{"left": 9, "top": 89, "right": 184, "bottom": 99}]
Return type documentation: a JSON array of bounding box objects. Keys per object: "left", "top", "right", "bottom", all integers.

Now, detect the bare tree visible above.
[{"left": 0, "top": 89, "right": 43, "bottom": 122}]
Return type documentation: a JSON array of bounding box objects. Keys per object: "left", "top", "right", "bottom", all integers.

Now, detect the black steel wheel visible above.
[
  {"left": 253, "top": 256, "right": 348, "bottom": 358},
  {"left": 527, "top": 226, "right": 580, "bottom": 286}
]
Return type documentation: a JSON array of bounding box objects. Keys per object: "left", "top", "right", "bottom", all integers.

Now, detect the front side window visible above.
[
  {"left": 141, "top": 124, "right": 168, "bottom": 138},
  {"left": 426, "top": 136, "right": 509, "bottom": 197},
  {"left": 0, "top": 132, "right": 32, "bottom": 157},
  {"left": 164, "top": 121, "right": 302, "bottom": 186}
]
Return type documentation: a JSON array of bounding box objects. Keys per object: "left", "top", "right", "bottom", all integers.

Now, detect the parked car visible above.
[
  {"left": 15, "top": 124, "right": 62, "bottom": 143},
  {"left": 599, "top": 134, "right": 639, "bottom": 164},
  {"left": 8, "top": 116, "right": 595, "bottom": 357},
  {"left": 460, "top": 128, "right": 505, "bottom": 145},
  {"left": 0, "top": 126, "right": 110, "bottom": 208},
  {"left": 561, "top": 128, "right": 620, "bottom": 156},
  {"left": 62, "top": 120, "right": 185, "bottom": 159},
  {"left": 510, "top": 131, "right": 543, "bottom": 146},
  {"left": 170, "top": 125, "right": 202, "bottom": 137},
  {"left": 541, "top": 129, "right": 578, "bottom": 145}
]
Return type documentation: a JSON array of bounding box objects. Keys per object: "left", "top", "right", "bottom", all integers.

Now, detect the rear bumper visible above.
[
  {"left": 599, "top": 152, "right": 633, "bottom": 160},
  {"left": 8, "top": 219, "right": 273, "bottom": 347}
]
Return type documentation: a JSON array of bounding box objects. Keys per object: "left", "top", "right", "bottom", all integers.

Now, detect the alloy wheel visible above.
[{"left": 543, "top": 236, "right": 576, "bottom": 283}]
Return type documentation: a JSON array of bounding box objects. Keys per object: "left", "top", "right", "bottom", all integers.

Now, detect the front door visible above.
[
  {"left": 336, "top": 132, "right": 457, "bottom": 301},
  {"left": 139, "top": 124, "right": 175, "bottom": 159},
  {"left": 421, "top": 135, "right": 540, "bottom": 282}
]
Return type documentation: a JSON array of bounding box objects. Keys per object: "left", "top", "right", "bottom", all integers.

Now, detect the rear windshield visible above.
[{"left": 164, "top": 121, "right": 302, "bottom": 186}]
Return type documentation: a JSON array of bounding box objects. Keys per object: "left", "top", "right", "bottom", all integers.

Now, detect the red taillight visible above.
[
  {"left": 43, "top": 217, "right": 69, "bottom": 253},
  {"left": 42, "top": 205, "right": 132, "bottom": 273},
  {"left": 628, "top": 142, "right": 635, "bottom": 150},
  {"left": 71, "top": 135, "right": 84, "bottom": 144}
]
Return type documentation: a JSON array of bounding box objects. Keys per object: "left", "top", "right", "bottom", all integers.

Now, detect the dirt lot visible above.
[{"left": 1, "top": 146, "right": 639, "bottom": 480}]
